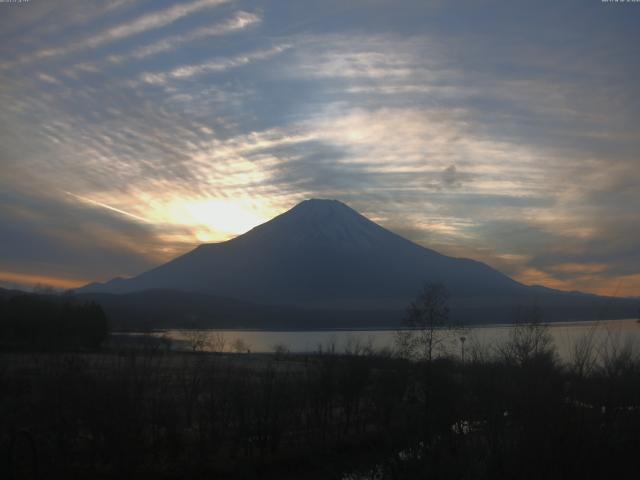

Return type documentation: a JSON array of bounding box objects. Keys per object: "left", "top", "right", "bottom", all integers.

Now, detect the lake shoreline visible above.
[
  {"left": 111, "top": 317, "right": 639, "bottom": 334},
  {"left": 109, "top": 318, "right": 640, "bottom": 361}
]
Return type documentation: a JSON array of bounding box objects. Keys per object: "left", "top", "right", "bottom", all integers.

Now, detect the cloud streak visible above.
[
  {"left": 66, "top": 10, "right": 262, "bottom": 77},
  {"left": 127, "top": 10, "right": 261, "bottom": 61},
  {"left": 139, "top": 44, "right": 290, "bottom": 85},
  {"left": 16, "top": 0, "right": 230, "bottom": 65},
  {"left": 64, "top": 191, "right": 151, "bottom": 224}
]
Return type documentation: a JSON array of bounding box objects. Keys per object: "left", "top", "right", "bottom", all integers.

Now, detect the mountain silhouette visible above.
[
  {"left": 82, "top": 199, "right": 530, "bottom": 309},
  {"left": 79, "top": 199, "right": 638, "bottom": 326}
]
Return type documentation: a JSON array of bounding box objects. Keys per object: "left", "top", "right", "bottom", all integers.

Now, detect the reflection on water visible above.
[{"left": 124, "top": 318, "right": 640, "bottom": 362}]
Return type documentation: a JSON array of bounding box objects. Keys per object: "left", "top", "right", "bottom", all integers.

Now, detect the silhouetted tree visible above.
[
  {"left": 185, "top": 330, "right": 209, "bottom": 352},
  {"left": 0, "top": 294, "right": 108, "bottom": 350},
  {"left": 498, "top": 304, "right": 555, "bottom": 367},
  {"left": 396, "top": 283, "right": 459, "bottom": 361}
]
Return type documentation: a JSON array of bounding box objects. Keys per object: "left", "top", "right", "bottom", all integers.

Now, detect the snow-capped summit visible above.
[{"left": 240, "top": 198, "right": 416, "bottom": 251}]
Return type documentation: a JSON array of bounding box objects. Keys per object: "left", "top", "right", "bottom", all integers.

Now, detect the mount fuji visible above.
[{"left": 80, "top": 199, "right": 635, "bottom": 327}]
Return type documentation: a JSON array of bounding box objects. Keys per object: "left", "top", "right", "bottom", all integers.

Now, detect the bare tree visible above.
[
  {"left": 600, "top": 329, "right": 636, "bottom": 380},
  {"left": 396, "top": 283, "right": 461, "bottom": 361},
  {"left": 570, "top": 322, "right": 600, "bottom": 378},
  {"left": 498, "top": 304, "right": 556, "bottom": 367},
  {"left": 231, "top": 338, "right": 250, "bottom": 354},
  {"left": 272, "top": 343, "right": 289, "bottom": 359},
  {"left": 209, "top": 331, "right": 226, "bottom": 353},
  {"left": 185, "top": 330, "right": 209, "bottom": 352}
]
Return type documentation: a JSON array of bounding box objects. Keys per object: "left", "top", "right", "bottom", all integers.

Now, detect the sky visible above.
[{"left": 1, "top": 0, "right": 639, "bottom": 297}]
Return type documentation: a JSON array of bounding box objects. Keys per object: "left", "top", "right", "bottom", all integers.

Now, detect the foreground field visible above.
[{"left": 2, "top": 331, "right": 639, "bottom": 479}]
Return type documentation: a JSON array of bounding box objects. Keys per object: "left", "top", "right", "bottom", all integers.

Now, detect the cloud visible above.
[
  {"left": 138, "top": 44, "right": 290, "bottom": 85},
  {"left": 441, "top": 165, "right": 459, "bottom": 187},
  {"left": 17, "top": 0, "right": 230, "bottom": 64},
  {"left": 127, "top": 10, "right": 261, "bottom": 61},
  {"left": 37, "top": 73, "right": 59, "bottom": 84},
  {"left": 0, "top": 0, "right": 140, "bottom": 41},
  {"left": 65, "top": 10, "right": 262, "bottom": 77},
  {"left": 64, "top": 191, "right": 152, "bottom": 224},
  {"left": 0, "top": 188, "right": 193, "bottom": 287}
]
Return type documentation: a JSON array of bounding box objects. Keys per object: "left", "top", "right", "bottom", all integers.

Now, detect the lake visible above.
[{"left": 125, "top": 318, "right": 640, "bottom": 362}]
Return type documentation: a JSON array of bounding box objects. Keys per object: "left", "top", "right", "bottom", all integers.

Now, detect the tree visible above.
[
  {"left": 209, "top": 331, "right": 226, "bottom": 353},
  {"left": 498, "top": 304, "right": 555, "bottom": 367},
  {"left": 232, "top": 338, "right": 250, "bottom": 353},
  {"left": 185, "top": 330, "right": 209, "bottom": 352},
  {"left": 396, "top": 283, "right": 460, "bottom": 361},
  {"left": 0, "top": 295, "right": 109, "bottom": 350}
]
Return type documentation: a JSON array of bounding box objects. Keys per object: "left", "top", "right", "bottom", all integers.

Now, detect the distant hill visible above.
[
  {"left": 72, "top": 288, "right": 636, "bottom": 331},
  {"left": 78, "top": 199, "right": 637, "bottom": 328},
  {"left": 75, "top": 289, "right": 400, "bottom": 331}
]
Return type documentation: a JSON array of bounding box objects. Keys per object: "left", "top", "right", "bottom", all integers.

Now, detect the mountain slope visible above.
[{"left": 82, "top": 199, "right": 525, "bottom": 308}]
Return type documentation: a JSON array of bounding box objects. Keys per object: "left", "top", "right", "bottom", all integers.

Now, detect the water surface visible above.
[{"left": 128, "top": 318, "right": 640, "bottom": 362}]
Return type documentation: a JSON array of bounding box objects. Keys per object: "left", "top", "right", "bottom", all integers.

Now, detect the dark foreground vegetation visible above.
[
  {"left": 1, "top": 286, "right": 639, "bottom": 479},
  {"left": 1, "top": 330, "right": 639, "bottom": 479},
  {"left": 0, "top": 293, "right": 109, "bottom": 351}
]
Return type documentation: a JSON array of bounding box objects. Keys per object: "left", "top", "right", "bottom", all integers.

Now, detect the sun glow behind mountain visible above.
[
  {"left": 164, "top": 197, "right": 269, "bottom": 241},
  {"left": 66, "top": 190, "right": 276, "bottom": 243}
]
